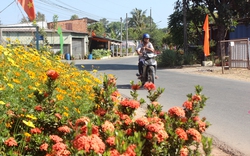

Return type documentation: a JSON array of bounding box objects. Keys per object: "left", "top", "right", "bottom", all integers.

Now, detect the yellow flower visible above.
[
  {"left": 63, "top": 112, "right": 69, "bottom": 117},
  {"left": 64, "top": 106, "right": 69, "bottom": 111},
  {"left": 22, "top": 120, "right": 35, "bottom": 128},
  {"left": 7, "top": 83, "right": 14, "bottom": 89},
  {"left": 0, "top": 101, "right": 5, "bottom": 105},
  {"left": 26, "top": 114, "right": 37, "bottom": 120},
  {"left": 24, "top": 132, "right": 31, "bottom": 137},
  {"left": 56, "top": 94, "right": 64, "bottom": 101},
  {"left": 92, "top": 69, "right": 98, "bottom": 73},
  {"left": 13, "top": 79, "right": 21, "bottom": 84},
  {"left": 5, "top": 122, "right": 12, "bottom": 128}
]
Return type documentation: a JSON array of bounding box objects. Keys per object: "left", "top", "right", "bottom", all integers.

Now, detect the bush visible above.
[
  {"left": 92, "top": 49, "right": 111, "bottom": 59},
  {"left": 0, "top": 43, "right": 212, "bottom": 156},
  {"left": 157, "top": 49, "right": 184, "bottom": 67}
]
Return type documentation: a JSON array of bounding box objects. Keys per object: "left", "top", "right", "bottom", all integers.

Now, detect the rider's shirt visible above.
[{"left": 136, "top": 42, "right": 154, "bottom": 62}]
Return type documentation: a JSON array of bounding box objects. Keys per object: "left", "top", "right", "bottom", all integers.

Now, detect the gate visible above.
[{"left": 220, "top": 38, "right": 250, "bottom": 68}]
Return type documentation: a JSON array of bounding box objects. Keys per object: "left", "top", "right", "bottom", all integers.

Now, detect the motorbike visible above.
[{"left": 137, "top": 52, "right": 157, "bottom": 85}]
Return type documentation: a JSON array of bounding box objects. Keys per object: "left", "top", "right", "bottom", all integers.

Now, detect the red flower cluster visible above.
[
  {"left": 106, "top": 136, "right": 115, "bottom": 146},
  {"left": 30, "top": 128, "right": 42, "bottom": 134},
  {"left": 40, "top": 143, "right": 48, "bottom": 151},
  {"left": 4, "top": 137, "right": 18, "bottom": 147},
  {"left": 95, "top": 108, "right": 107, "bottom": 116},
  {"left": 49, "top": 135, "right": 63, "bottom": 143},
  {"left": 168, "top": 106, "right": 185, "bottom": 117},
  {"left": 143, "top": 82, "right": 156, "bottom": 91},
  {"left": 131, "top": 84, "right": 141, "bottom": 90},
  {"left": 46, "top": 69, "right": 59, "bottom": 80},
  {"left": 192, "top": 94, "right": 201, "bottom": 102},
  {"left": 175, "top": 128, "right": 188, "bottom": 140},
  {"left": 135, "top": 117, "right": 149, "bottom": 127},
  {"left": 102, "top": 121, "right": 115, "bottom": 133},
  {"left": 58, "top": 126, "right": 71, "bottom": 134},
  {"left": 75, "top": 117, "right": 90, "bottom": 127},
  {"left": 183, "top": 100, "right": 193, "bottom": 110},
  {"left": 186, "top": 128, "right": 201, "bottom": 142},
  {"left": 73, "top": 134, "right": 105, "bottom": 154},
  {"left": 120, "top": 99, "right": 140, "bottom": 109},
  {"left": 180, "top": 146, "right": 189, "bottom": 156}
]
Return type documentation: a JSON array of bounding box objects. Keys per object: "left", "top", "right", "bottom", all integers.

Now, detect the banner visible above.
[
  {"left": 203, "top": 14, "right": 210, "bottom": 56},
  {"left": 18, "top": 0, "right": 36, "bottom": 21},
  {"left": 57, "top": 26, "right": 64, "bottom": 55}
]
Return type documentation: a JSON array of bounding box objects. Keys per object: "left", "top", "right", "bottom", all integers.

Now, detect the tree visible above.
[
  {"left": 106, "top": 22, "right": 121, "bottom": 39},
  {"left": 36, "top": 12, "right": 45, "bottom": 21},
  {"left": 52, "top": 15, "right": 59, "bottom": 29},
  {"left": 88, "top": 22, "right": 105, "bottom": 37},
  {"left": 70, "top": 14, "right": 79, "bottom": 20},
  {"left": 128, "top": 8, "right": 147, "bottom": 35},
  {"left": 176, "top": 0, "right": 250, "bottom": 55}
]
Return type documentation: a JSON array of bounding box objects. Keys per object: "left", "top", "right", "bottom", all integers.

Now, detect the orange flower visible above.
[
  {"left": 156, "top": 129, "right": 169, "bottom": 143},
  {"left": 143, "top": 82, "right": 156, "bottom": 91},
  {"left": 75, "top": 117, "right": 90, "bottom": 127},
  {"left": 146, "top": 132, "right": 153, "bottom": 140},
  {"left": 40, "top": 143, "right": 49, "bottom": 151},
  {"left": 120, "top": 99, "right": 140, "bottom": 109},
  {"left": 110, "top": 149, "right": 120, "bottom": 156},
  {"left": 49, "top": 135, "right": 63, "bottom": 143},
  {"left": 192, "top": 94, "right": 201, "bottom": 102},
  {"left": 106, "top": 136, "right": 115, "bottom": 146},
  {"left": 175, "top": 128, "right": 188, "bottom": 140},
  {"left": 46, "top": 69, "right": 59, "bottom": 80},
  {"left": 95, "top": 108, "right": 107, "bottom": 116},
  {"left": 135, "top": 117, "right": 149, "bottom": 127},
  {"left": 198, "top": 121, "right": 206, "bottom": 132},
  {"left": 180, "top": 146, "right": 189, "bottom": 156},
  {"left": 55, "top": 113, "right": 62, "bottom": 120},
  {"left": 183, "top": 100, "right": 193, "bottom": 110},
  {"left": 186, "top": 128, "right": 201, "bottom": 142},
  {"left": 58, "top": 126, "right": 71, "bottom": 134},
  {"left": 102, "top": 121, "right": 115, "bottom": 132},
  {"left": 168, "top": 106, "right": 185, "bottom": 117},
  {"left": 4, "top": 137, "right": 18, "bottom": 146}
]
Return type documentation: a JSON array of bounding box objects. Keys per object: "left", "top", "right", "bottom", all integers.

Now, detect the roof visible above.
[
  {"left": 47, "top": 17, "right": 98, "bottom": 24},
  {"left": 89, "top": 36, "right": 121, "bottom": 43}
]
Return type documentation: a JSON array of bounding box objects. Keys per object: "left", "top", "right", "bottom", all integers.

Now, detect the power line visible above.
[{"left": 0, "top": 0, "right": 15, "bottom": 14}]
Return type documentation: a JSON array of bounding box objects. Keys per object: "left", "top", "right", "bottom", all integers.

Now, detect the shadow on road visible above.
[
  {"left": 75, "top": 64, "right": 137, "bottom": 71},
  {"left": 116, "top": 84, "right": 131, "bottom": 89}
]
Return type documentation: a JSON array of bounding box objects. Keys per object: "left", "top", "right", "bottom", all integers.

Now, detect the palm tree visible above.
[{"left": 128, "top": 8, "right": 147, "bottom": 35}]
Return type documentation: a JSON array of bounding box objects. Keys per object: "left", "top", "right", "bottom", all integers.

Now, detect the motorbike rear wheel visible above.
[{"left": 148, "top": 66, "right": 155, "bottom": 84}]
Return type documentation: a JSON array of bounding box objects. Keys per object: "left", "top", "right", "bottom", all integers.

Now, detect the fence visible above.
[
  {"left": 219, "top": 38, "right": 250, "bottom": 69},
  {"left": 0, "top": 26, "right": 40, "bottom": 49}
]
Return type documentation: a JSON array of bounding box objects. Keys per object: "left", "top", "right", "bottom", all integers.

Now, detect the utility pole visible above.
[
  {"left": 120, "top": 17, "right": 122, "bottom": 56},
  {"left": 183, "top": 0, "right": 188, "bottom": 54},
  {"left": 150, "top": 8, "right": 152, "bottom": 31},
  {"left": 126, "top": 13, "right": 128, "bottom": 56}
]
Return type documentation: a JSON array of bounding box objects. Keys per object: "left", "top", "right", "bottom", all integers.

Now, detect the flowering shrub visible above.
[{"left": 0, "top": 43, "right": 212, "bottom": 155}]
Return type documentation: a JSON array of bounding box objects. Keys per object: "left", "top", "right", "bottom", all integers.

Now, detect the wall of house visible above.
[
  {"left": 230, "top": 24, "right": 250, "bottom": 39},
  {"left": 47, "top": 19, "right": 88, "bottom": 33}
]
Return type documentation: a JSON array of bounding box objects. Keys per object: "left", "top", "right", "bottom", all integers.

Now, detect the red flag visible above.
[
  {"left": 203, "top": 14, "right": 210, "bottom": 56},
  {"left": 18, "top": 0, "right": 36, "bottom": 21}
]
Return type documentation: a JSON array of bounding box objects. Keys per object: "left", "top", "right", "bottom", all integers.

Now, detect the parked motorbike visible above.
[{"left": 137, "top": 52, "right": 157, "bottom": 85}]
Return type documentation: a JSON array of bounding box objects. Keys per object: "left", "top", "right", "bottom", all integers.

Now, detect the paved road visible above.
[{"left": 71, "top": 56, "right": 250, "bottom": 155}]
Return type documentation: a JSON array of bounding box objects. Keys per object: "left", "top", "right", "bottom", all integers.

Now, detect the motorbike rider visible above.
[{"left": 136, "top": 33, "right": 157, "bottom": 78}]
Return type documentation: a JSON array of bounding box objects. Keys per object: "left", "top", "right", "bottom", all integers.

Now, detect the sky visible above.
[{"left": 0, "top": 0, "right": 177, "bottom": 29}]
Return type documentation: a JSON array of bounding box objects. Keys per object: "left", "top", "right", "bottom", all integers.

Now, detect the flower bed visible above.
[{"left": 0, "top": 43, "right": 212, "bottom": 156}]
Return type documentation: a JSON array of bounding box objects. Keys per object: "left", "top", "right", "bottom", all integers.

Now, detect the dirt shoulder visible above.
[{"left": 167, "top": 65, "right": 250, "bottom": 82}]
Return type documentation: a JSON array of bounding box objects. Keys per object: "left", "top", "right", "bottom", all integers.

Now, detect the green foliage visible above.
[
  {"left": 92, "top": 49, "right": 111, "bottom": 59},
  {"left": 157, "top": 49, "right": 184, "bottom": 67}
]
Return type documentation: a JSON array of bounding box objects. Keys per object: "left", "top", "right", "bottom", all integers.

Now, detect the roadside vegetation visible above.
[{"left": 0, "top": 42, "right": 213, "bottom": 155}]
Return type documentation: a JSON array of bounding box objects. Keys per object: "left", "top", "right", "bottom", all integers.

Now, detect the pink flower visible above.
[
  {"left": 135, "top": 117, "right": 149, "bottom": 127},
  {"left": 46, "top": 69, "right": 59, "bottom": 80},
  {"left": 75, "top": 117, "right": 90, "bottom": 127},
  {"left": 55, "top": 113, "right": 62, "bottom": 120},
  {"left": 4, "top": 137, "right": 18, "bottom": 146},
  {"left": 198, "top": 121, "right": 206, "bottom": 132},
  {"left": 156, "top": 129, "right": 169, "bottom": 143},
  {"left": 192, "top": 94, "right": 201, "bottom": 102},
  {"left": 120, "top": 99, "right": 140, "bottom": 109}
]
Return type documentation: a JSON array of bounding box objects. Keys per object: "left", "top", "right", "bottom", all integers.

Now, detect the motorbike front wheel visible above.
[{"left": 148, "top": 66, "right": 155, "bottom": 84}]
